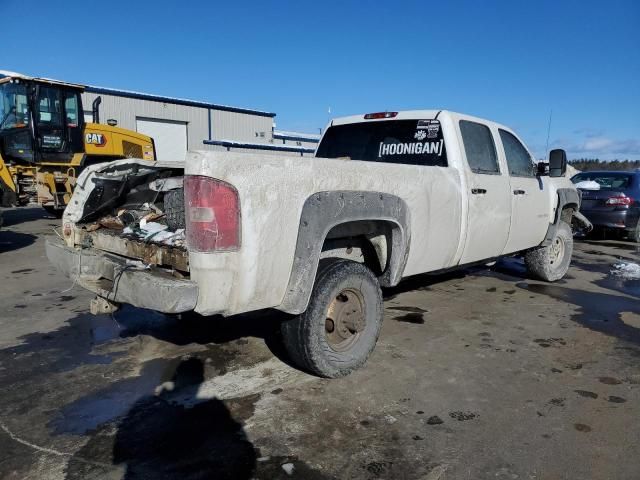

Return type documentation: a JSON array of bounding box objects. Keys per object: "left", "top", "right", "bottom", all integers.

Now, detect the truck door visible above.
[
  {"left": 498, "top": 129, "right": 551, "bottom": 254},
  {"left": 458, "top": 120, "right": 512, "bottom": 264}
]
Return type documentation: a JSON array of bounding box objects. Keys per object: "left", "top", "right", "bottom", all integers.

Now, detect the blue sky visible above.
[{"left": 2, "top": 0, "right": 638, "bottom": 159}]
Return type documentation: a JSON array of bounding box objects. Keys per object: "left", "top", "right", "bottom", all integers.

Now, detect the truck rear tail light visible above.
[
  {"left": 364, "top": 112, "right": 398, "bottom": 119},
  {"left": 184, "top": 175, "right": 240, "bottom": 251},
  {"left": 605, "top": 195, "right": 633, "bottom": 206}
]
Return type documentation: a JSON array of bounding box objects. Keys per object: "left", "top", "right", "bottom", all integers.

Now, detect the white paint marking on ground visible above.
[{"left": 0, "top": 420, "right": 116, "bottom": 470}]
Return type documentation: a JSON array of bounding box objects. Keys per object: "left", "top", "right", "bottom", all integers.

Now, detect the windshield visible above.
[
  {"left": 0, "top": 82, "right": 29, "bottom": 131},
  {"left": 572, "top": 172, "right": 632, "bottom": 190},
  {"left": 316, "top": 119, "right": 448, "bottom": 167}
]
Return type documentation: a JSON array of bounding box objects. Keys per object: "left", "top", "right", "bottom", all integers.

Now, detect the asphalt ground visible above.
[{"left": 0, "top": 207, "right": 639, "bottom": 480}]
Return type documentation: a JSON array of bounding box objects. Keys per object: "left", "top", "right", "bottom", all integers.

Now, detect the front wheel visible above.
[
  {"left": 281, "top": 259, "right": 383, "bottom": 378},
  {"left": 524, "top": 221, "right": 573, "bottom": 282}
]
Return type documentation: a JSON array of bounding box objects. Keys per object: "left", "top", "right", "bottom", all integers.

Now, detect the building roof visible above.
[
  {"left": 0, "top": 69, "right": 276, "bottom": 118},
  {"left": 84, "top": 85, "right": 276, "bottom": 118}
]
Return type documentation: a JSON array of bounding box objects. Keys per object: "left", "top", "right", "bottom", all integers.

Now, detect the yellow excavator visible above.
[{"left": 0, "top": 71, "right": 155, "bottom": 217}]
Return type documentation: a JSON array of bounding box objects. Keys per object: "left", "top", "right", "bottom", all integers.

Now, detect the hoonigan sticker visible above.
[{"left": 378, "top": 138, "right": 444, "bottom": 157}]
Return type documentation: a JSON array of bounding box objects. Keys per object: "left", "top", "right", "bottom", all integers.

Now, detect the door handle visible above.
[
  {"left": 513, "top": 189, "right": 526, "bottom": 195},
  {"left": 471, "top": 188, "right": 487, "bottom": 195}
]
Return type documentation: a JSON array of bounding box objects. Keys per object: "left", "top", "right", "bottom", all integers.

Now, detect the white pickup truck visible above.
[{"left": 47, "top": 110, "right": 589, "bottom": 377}]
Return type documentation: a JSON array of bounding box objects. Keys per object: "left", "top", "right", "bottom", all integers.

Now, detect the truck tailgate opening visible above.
[{"left": 62, "top": 160, "right": 189, "bottom": 273}]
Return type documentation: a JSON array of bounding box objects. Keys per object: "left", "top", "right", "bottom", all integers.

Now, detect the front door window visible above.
[{"left": 500, "top": 129, "right": 536, "bottom": 177}]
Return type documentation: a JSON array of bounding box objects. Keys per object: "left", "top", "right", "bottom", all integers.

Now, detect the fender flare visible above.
[
  {"left": 279, "top": 191, "right": 411, "bottom": 314},
  {"left": 541, "top": 188, "right": 581, "bottom": 246}
]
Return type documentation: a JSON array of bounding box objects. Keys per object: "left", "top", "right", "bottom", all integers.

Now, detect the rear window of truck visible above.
[{"left": 316, "top": 119, "right": 447, "bottom": 167}]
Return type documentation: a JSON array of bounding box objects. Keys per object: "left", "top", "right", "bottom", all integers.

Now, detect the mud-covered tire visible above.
[
  {"left": 164, "top": 188, "right": 185, "bottom": 230},
  {"left": 281, "top": 259, "right": 383, "bottom": 378},
  {"left": 525, "top": 221, "right": 573, "bottom": 282}
]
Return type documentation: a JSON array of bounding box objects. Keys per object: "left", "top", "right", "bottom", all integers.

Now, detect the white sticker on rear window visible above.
[
  {"left": 378, "top": 139, "right": 444, "bottom": 157},
  {"left": 417, "top": 119, "right": 441, "bottom": 139}
]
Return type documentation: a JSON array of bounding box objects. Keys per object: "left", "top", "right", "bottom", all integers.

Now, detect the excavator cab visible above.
[
  {"left": 0, "top": 76, "right": 84, "bottom": 165},
  {"left": 0, "top": 72, "right": 155, "bottom": 213}
]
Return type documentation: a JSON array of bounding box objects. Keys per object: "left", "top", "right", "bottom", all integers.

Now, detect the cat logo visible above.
[{"left": 85, "top": 133, "right": 107, "bottom": 147}]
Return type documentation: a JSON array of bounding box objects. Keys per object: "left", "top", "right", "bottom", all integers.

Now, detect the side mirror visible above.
[{"left": 549, "top": 149, "right": 567, "bottom": 177}]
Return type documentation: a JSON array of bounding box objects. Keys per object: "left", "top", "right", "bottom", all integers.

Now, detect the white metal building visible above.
[{"left": 81, "top": 86, "right": 319, "bottom": 161}]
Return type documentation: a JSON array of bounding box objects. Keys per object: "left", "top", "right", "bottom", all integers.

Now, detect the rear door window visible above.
[
  {"left": 499, "top": 129, "right": 536, "bottom": 177},
  {"left": 316, "top": 119, "right": 447, "bottom": 167},
  {"left": 459, "top": 120, "right": 500, "bottom": 174}
]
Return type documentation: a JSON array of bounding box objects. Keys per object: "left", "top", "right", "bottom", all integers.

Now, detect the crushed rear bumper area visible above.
[{"left": 46, "top": 236, "right": 198, "bottom": 313}]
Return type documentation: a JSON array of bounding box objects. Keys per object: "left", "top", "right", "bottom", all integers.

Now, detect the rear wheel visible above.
[
  {"left": 524, "top": 221, "right": 573, "bottom": 282},
  {"left": 281, "top": 259, "right": 383, "bottom": 378}
]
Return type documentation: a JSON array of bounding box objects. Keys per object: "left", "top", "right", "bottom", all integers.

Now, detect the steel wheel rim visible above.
[
  {"left": 550, "top": 236, "right": 565, "bottom": 265},
  {"left": 325, "top": 288, "right": 366, "bottom": 352}
]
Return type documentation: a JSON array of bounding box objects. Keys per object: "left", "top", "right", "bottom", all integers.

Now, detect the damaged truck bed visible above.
[
  {"left": 75, "top": 229, "right": 189, "bottom": 272},
  {"left": 46, "top": 159, "right": 197, "bottom": 313}
]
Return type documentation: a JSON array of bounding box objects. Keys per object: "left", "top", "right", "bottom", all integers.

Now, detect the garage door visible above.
[{"left": 136, "top": 117, "right": 188, "bottom": 163}]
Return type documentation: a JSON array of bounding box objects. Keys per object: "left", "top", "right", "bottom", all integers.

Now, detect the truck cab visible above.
[{"left": 317, "top": 110, "right": 574, "bottom": 268}]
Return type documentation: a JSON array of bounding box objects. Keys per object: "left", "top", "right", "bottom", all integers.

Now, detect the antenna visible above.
[{"left": 544, "top": 109, "right": 553, "bottom": 157}]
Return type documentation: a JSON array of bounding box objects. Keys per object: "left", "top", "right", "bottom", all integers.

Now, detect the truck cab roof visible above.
[{"left": 329, "top": 110, "right": 514, "bottom": 134}]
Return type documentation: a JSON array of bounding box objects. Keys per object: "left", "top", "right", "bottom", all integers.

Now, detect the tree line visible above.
[{"left": 569, "top": 159, "right": 640, "bottom": 171}]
